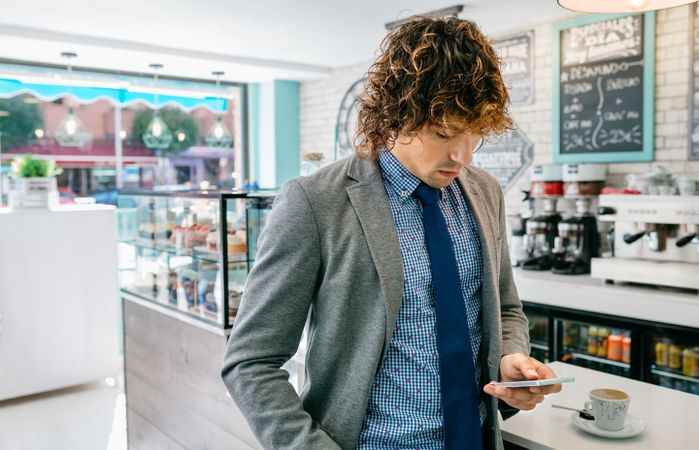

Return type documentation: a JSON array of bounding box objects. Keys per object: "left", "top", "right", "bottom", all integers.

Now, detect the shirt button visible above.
[{"left": 401, "top": 191, "right": 407, "bottom": 197}]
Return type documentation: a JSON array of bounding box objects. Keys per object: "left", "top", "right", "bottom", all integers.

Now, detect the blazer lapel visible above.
[{"left": 346, "top": 158, "right": 404, "bottom": 357}]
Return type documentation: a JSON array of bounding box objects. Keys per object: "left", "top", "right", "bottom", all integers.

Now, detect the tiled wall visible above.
[{"left": 299, "top": 5, "right": 699, "bottom": 213}]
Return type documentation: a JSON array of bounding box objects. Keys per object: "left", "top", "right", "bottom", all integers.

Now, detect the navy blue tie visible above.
[{"left": 414, "top": 183, "right": 483, "bottom": 450}]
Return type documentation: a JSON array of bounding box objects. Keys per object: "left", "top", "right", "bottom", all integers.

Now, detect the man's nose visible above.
[{"left": 449, "top": 141, "right": 473, "bottom": 166}]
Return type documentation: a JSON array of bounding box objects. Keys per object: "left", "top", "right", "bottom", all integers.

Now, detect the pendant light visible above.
[
  {"left": 557, "top": 0, "right": 693, "bottom": 13},
  {"left": 142, "top": 63, "right": 173, "bottom": 149},
  {"left": 204, "top": 71, "right": 233, "bottom": 148},
  {"left": 55, "top": 52, "right": 90, "bottom": 147}
]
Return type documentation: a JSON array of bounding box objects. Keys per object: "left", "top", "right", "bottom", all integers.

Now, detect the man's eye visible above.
[{"left": 435, "top": 131, "right": 451, "bottom": 139}]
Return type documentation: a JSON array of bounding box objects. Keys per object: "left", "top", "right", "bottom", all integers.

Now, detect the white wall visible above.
[{"left": 299, "top": 5, "right": 699, "bottom": 213}]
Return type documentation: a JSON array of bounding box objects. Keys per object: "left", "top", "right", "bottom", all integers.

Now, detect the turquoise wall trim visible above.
[
  {"left": 247, "top": 80, "right": 300, "bottom": 188},
  {"left": 552, "top": 11, "right": 656, "bottom": 163},
  {"left": 247, "top": 83, "right": 261, "bottom": 185},
  {"left": 273, "top": 80, "right": 300, "bottom": 187}
]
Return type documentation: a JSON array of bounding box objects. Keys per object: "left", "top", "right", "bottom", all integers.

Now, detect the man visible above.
[{"left": 222, "top": 17, "right": 561, "bottom": 450}]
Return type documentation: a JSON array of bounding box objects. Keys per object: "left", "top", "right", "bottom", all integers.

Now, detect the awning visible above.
[{"left": 0, "top": 64, "right": 231, "bottom": 113}]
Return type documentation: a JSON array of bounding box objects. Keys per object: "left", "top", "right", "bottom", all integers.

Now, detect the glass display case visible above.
[{"left": 117, "top": 190, "right": 275, "bottom": 328}]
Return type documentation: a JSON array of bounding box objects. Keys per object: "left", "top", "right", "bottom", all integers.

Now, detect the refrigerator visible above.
[
  {"left": 522, "top": 302, "right": 699, "bottom": 396},
  {"left": 645, "top": 325, "right": 699, "bottom": 396}
]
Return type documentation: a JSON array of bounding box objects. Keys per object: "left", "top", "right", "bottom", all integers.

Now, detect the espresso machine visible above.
[
  {"left": 521, "top": 199, "right": 563, "bottom": 270},
  {"left": 591, "top": 195, "right": 699, "bottom": 291},
  {"left": 521, "top": 165, "right": 564, "bottom": 271},
  {"left": 551, "top": 164, "right": 606, "bottom": 275},
  {"left": 552, "top": 198, "right": 600, "bottom": 274}
]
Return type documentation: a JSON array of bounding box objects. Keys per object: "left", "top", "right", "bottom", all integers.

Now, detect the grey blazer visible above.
[{"left": 221, "top": 156, "right": 530, "bottom": 450}]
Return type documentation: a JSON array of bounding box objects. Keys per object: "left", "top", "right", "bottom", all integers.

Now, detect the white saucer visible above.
[{"left": 571, "top": 412, "right": 646, "bottom": 438}]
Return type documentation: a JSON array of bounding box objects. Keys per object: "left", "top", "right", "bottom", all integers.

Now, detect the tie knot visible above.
[{"left": 413, "top": 183, "right": 440, "bottom": 205}]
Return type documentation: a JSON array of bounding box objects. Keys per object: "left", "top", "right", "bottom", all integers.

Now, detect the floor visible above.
[{"left": 0, "top": 377, "right": 127, "bottom": 450}]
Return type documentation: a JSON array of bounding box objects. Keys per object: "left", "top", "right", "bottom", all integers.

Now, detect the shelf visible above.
[
  {"left": 120, "top": 287, "right": 224, "bottom": 328},
  {"left": 531, "top": 342, "right": 549, "bottom": 351},
  {"left": 564, "top": 351, "right": 630, "bottom": 369},
  {"left": 651, "top": 367, "right": 699, "bottom": 384},
  {"left": 120, "top": 239, "right": 249, "bottom": 265}
]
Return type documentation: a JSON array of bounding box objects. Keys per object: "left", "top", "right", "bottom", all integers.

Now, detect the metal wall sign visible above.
[
  {"left": 334, "top": 79, "right": 364, "bottom": 161},
  {"left": 553, "top": 12, "right": 655, "bottom": 163},
  {"left": 492, "top": 31, "right": 535, "bottom": 106},
  {"left": 472, "top": 127, "right": 534, "bottom": 193},
  {"left": 689, "top": 3, "right": 699, "bottom": 160}
]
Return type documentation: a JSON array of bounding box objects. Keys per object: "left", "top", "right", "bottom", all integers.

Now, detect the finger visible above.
[
  {"left": 505, "top": 354, "right": 539, "bottom": 380},
  {"left": 505, "top": 395, "right": 545, "bottom": 411},
  {"left": 483, "top": 383, "right": 508, "bottom": 399},
  {"left": 503, "top": 387, "right": 544, "bottom": 404},
  {"left": 535, "top": 365, "right": 564, "bottom": 394},
  {"left": 518, "top": 357, "right": 541, "bottom": 380}
]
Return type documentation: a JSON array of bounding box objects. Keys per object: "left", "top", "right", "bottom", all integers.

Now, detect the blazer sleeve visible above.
[
  {"left": 496, "top": 188, "right": 531, "bottom": 359},
  {"left": 221, "top": 180, "right": 341, "bottom": 449},
  {"left": 495, "top": 187, "right": 532, "bottom": 421}
]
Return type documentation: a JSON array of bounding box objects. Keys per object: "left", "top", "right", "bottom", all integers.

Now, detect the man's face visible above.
[{"left": 390, "top": 125, "right": 483, "bottom": 189}]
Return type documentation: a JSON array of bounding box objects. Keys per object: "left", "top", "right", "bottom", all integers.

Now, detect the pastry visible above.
[
  {"left": 227, "top": 230, "right": 246, "bottom": 253},
  {"left": 206, "top": 230, "right": 219, "bottom": 251}
]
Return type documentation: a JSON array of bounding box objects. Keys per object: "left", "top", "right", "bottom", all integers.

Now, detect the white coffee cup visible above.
[{"left": 584, "top": 388, "right": 630, "bottom": 431}]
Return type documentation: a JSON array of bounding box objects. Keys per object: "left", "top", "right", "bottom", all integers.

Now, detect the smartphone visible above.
[{"left": 488, "top": 376, "right": 575, "bottom": 388}]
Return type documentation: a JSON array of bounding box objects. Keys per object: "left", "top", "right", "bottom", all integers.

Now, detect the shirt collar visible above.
[{"left": 378, "top": 149, "right": 422, "bottom": 201}]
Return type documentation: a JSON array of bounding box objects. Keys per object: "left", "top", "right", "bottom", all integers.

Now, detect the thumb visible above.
[{"left": 509, "top": 354, "right": 539, "bottom": 379}]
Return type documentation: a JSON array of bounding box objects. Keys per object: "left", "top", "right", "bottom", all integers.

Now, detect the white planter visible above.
[{"left": 8, "top": 177, "right": 59, "bottom": 209}]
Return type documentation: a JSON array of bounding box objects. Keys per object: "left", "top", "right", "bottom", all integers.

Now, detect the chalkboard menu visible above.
[
  {"left": 554, "top": 13, "right": 655, "bottom": 163},
  {"left": 472, "top": 128, "right": 533, "bottom": 192},
  {"left": 689, "top": 4, "right": 699, "bottom": 160},
  {"left": 493, "top": 31, "right": 534, "bottom": 106}
]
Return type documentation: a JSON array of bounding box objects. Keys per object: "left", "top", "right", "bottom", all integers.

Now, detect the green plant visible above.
[{"left": 10, "top": 155, "right": 63, "bottom": 178}]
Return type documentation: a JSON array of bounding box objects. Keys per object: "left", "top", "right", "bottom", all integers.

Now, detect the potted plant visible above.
[{"left": 8, "top": 155, "right": 63, "bottom": 208}]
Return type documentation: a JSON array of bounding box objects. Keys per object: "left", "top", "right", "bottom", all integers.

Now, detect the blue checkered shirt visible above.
[{"left": 356, "top": 150, "right": 486, "bottom": 449}]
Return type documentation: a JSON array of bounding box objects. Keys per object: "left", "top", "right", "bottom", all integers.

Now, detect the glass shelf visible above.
[
  {"left": 531, "top": 342, "right": 549, "bottom": 351},
  {"left": 651, "top": 367, "right": 699, "bottom": 384},
  {"left": 564, "top": 350, "right": 630, "bottom": 369},
  {"left": 121, "top": 238, "right": 250, "bottom": 264}
]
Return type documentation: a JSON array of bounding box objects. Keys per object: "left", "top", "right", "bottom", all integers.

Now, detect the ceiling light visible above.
[
  {"left": 55, "top": 52, "right": 90, "bottom": 147},
  {"left": 142, "top": 63, "right": 173, "bottom": 150},
  {"left": 0, "top": 111, "right": 10, "bottom": 117},
  {"left": 557, "top": 0, "right": 693, "bottom": 13},
  {"left": 204, "top": 71, "right": 233, "bottom": 148}
]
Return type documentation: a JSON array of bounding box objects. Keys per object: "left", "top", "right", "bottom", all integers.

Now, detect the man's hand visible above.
[{"left": 482, "top": 353, "right": 562, "bottom": 411}]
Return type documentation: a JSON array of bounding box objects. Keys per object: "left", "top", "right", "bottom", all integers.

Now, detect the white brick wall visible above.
[
  {"left": 300, "top": 61, "right": 369, "bottom": 161},
  {"left": 300, "top": 5, "right": 698, "bottom": 214}
]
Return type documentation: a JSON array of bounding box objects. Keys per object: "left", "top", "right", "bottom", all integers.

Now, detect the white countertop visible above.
[
  {"left": 513, "top": 269, "right": 699, "bottom": 329},
  {"left": 0, "top": 204, "right": 115, "bottom": 214},
  {"left": 499, "top": 362, "right": 699, "bottom": 450}
]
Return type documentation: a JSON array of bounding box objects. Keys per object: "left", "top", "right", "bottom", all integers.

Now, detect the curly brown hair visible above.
[{"left": 355, "top": 17, "right": 513, "bottom": 159}]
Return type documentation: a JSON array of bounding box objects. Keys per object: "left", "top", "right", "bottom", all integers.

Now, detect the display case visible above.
[
  {"left": 555, "top": 317, "right": 634, "bottom": 378},
  {"left": 523, "top": 305, "right": 551, "bottom": 363},
  {"left": 117, "top": 190, "right": 275, "bottom": 329},
  {"left": 523, "top": 300, "right": 699, "bottom": 397},
  {"left": 646, "top": 326, "right": 699, "bottom": 396}
]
